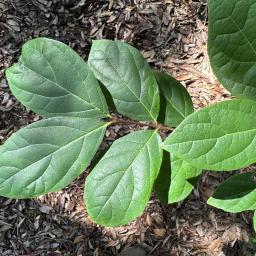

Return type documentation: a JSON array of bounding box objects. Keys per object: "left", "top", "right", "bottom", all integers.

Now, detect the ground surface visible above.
[{"left": 0, "top": 0, "right": 255, "bottom": 255}]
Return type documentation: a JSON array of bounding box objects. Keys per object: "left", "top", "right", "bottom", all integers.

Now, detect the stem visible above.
[{"left": 109, "top": 116, "right": 174, "bottom": 132}]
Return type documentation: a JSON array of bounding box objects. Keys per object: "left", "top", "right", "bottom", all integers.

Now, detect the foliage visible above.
[
  {"left": 154, "top": 71, "right": 194, "bottom": 127},
  {"left": 207, "top": 0, "right": 256, "bottom": 232},
  {"left": 2, "top": 0, "right": 256, "bottom": 228},
  {"left": 208, "top": 0, "right": 256, "bottom": 100},
  {"left": 84, "top": 130, "right": 162, "bottom": 226},
  {"left": 162, "top": 99, "right": 256, "bottom": 171}
]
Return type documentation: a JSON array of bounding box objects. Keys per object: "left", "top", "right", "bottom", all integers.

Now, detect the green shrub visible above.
[{"left": 2, "top": 0, "right": 256, "bottom": 228}]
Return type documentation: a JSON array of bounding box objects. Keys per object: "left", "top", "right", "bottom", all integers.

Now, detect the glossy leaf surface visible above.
[
  {"left": 162, "top": 99, "right": 256, "bottom": 171},
  {"left": 208, "top": 0, "right": 256, "bottom": 99},
  {"left": 84, "top": 130, "right": 162, "bottom": 226},
  {"left": 154, "top": 71, "right": 194, "bottom": 127},
  {"left": 88, "top": 40, "right": 160, "bottom": 122},
  {"left": 208, "top": 173, "right": 256, "bottom": 212},
  {"left": 0, "top": 117, "right": 107, "bottom": 198},
  {"left": 6, "top": 38, "right": 108, "bottom": 118}
]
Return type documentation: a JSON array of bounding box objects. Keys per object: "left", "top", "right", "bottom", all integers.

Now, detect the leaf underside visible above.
[
  {"left": 208, "top": 0, "right": 256, "bottom": 99},
  {"left": 88, "top": 40, "right": 160, "bottom": 122},
  {"left": 0, "top": 117, "right": 107, "bottom": 198},
  {"left": 208, "top": 173, "right": 256, "bottom": 212},
  {"left": 162, "top": 99, "right": 256, "bottom": 171},
  {"left": 84, "top": 130, "right": 162, "bottom": 227},
  {"left": 6, "top": 37, "right": 108, "bottom": 118}
]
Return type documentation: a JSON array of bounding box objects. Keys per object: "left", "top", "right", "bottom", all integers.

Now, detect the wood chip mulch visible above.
[{"left": 0, "top": 0, "right": 255, "bottom": 255}]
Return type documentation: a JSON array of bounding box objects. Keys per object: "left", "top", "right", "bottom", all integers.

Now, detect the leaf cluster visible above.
[{"left": 2, "top": 0, "right": 256, "bottom": 228}]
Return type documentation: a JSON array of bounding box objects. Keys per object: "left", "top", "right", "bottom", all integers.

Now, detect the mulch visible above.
[{"left": 0, "top": 0, "right": 255, "bottom": 255}]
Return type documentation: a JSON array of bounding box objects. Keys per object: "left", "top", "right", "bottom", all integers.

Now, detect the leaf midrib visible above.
[
  {"left": 166, "top": 96, "right": 186, "bottom": 119},
  {"left": 94, "top": 131, "right": 158, "bottom": 221},
  {"left": 94, "top": 49, "right": 157, "bottom": 122},
  {"left": 169, "top": 124, "right": 256, "bottom": 145},
  {"left": 18, "top": 59, "right": 106, "bottom": 116},
  {"left": 229, "top": 14, "right": 256, "bottom": 59}
]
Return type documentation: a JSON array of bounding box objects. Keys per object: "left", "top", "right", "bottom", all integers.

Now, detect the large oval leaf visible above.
[
  {"left": 208, "top": 173, "right": 256, "bottom": 212},
  {"left": 0, "top": 117, "right": 107, "bottom": 198},
  {"left": 168, "top": 155, "right": 202, "bottom": 204},
  {"left": 88, "top": 40, "right": 160, "bottom": 122},
  {"left": 154, "top": 71, "right": 194, "bottom": 127},
  {"left": 84, "top": 130, "right": 162, "bottom": 226},
  {"left": 208, "top": 0, "right": 256, "bottom": 99},
  {"left": 162, "top": 99, "right": 256, "bottom": 171},
  {"left": 6, "top": 38, "right": 108, "bottom": 118}
]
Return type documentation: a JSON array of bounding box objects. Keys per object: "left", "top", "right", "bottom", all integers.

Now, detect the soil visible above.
[{"left": 0, "top": 0, "right": 255, "bottom": 255}]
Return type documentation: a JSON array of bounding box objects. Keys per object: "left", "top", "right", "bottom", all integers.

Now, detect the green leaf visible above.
[
  {"left": 168, "top": 155, "right": 202, "bottom": 204},
  {"left": 208, "top": 173, "right": 256, "bottom": 212},
  {"left": 162, "top": 99, "right": 256, "bottom": 171},
  {"left": 6, "top": 38, "right": 108, "bottom": 118},
  {"left": 154, "top": 151, "right": 171, "bottom": 203},
  {"left": 154, "top": 71, "right": 194, "bottom": 127},
  {"left": 84, "top": 130, "right": 162, "bottom": 226},
  {"left": 88, "top": 40, "right": 160, "bottom": 122},
  {"left": 208, "top": 0, "right": 256, "bottom": 99},
  {"left": 154, "top": 152, "right": 201, "bottom": 204},
  {"left": 0, "top": 117, "right": 107, "bottom": 198}
]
